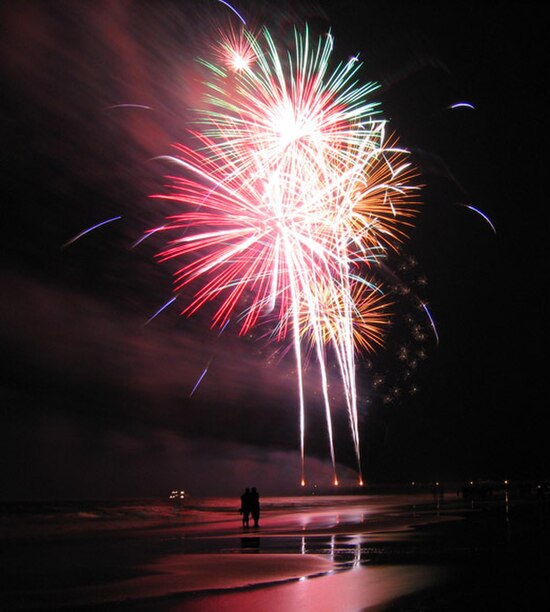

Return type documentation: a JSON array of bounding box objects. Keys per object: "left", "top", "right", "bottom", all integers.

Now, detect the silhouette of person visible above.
[
  {"left": 240, "top": 488, "right": 251, "bottom": 528},
  {"left": 250, "top": 487, "right": 260, "bottom": 527}
]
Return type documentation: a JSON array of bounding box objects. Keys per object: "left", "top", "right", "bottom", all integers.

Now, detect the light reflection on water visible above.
[
  {"left": 5, "top": 492, "right": 547, "bottom": 611},
  {"left": 220, "top": 530, "right": 416, "bottom": 575}
]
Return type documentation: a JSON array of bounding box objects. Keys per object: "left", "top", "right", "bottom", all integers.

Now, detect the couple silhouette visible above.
[{"left": 239, "top": 487, "right": 260, "bottom": 528}]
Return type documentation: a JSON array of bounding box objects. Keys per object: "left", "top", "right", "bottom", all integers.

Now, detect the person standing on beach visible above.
[
  {"left": 240, "top": 488, "right": 251, "bottom": 528},
  {"left": 250, "top": 487, "right": 260, "bottom": 527}
]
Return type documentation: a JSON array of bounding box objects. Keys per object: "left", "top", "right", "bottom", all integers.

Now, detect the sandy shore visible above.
[
  {"left": 3, "top": 493, "right": 548, "bottom": 611},
  {"left": 2, "top": 493, "right": 453, "bottom": 610},
  {"left": 164, "top": 563, "right": 446, "bottom": 612}
]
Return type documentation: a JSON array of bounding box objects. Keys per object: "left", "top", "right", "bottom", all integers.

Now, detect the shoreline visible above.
[{"left": 2, "top": 493, "right": 548, "bottom": 610}]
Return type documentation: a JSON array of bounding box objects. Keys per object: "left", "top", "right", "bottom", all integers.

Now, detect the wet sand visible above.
[
  {"left": 2, "top": 492, "right": 549, "bottom": 611},
  {"left": 163, "top": 564, "right": 446, "bottom": 612}
]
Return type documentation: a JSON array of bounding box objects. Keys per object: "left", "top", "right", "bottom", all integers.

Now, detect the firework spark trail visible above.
[
  {"left": 145, "top": 295, "right": 178, "bottom": 325},
  {"left": 189, "top": 358, "right": 212, "bottom": 397},
  {"left": 458, "top": 203, "right": 496, "bottom": 234},
  {"left": 421, "top": 302, "right": 439, "bottom": 345},
  {"left": 154, "top": 25, "right": 421, "bottom": 484},
  {"left": 131, "top": 225, "right": 167, "bottom": 249},
  {"left": 63, "top": 216, "right": 122, "bottom": 248},
  {"left": 104, "top": 104, "right": 154, "bottom": 112},
  {"left": 448, "top": 101, "right": 475, "bottom": 110},
  {"left": 215, "top": 0, "right": 247, "bottom": 26}
]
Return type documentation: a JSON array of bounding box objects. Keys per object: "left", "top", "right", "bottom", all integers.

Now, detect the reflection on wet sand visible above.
[
  {"left": 2, "top": 491, "right": 548, "bottom": 610},
  {"left": 173, "top": 564, "right": 446, "bottom": 612}
]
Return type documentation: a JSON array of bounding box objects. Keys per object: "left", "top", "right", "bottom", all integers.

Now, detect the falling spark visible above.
[
  {"left": 145, "top": 296, "right": 177, "bottom": 325},
  {"left": 190, "top": 358, "right": 214, "bottom": 397},
  {"left": 132, "top": 225, "right": 167, "bottom": 249},
  {"left": 448, "top": 102, "right": 475, "bottom": 110},
  {"left": 104, "top": 104, "right": 154, "bottom": 111},
  {"left": 216, "top": 0, "right": 247, "bottom": 25},
  {"left": 459, "top": 204, "right": 497, "bottom": 234},
  {"left": 63, "top": 216, "right": 122, "bottom": 248},
  {"left": 421, "top": 302, "right": 439, "bottom": 345},
  {"left": 218, "top": 319, "right": 231, "bottom": 336}
]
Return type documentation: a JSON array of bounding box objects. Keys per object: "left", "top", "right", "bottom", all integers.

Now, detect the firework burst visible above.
[{"left": 153, "top": 25, "right": 421, "bottom": 485}]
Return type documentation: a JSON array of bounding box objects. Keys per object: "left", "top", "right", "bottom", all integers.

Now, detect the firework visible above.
[
  {"left": 63, "top": 216, "right": 122, "bottom": 248},
  {"left": 153, "top": 25, "right": 421, "bottom": 485}
]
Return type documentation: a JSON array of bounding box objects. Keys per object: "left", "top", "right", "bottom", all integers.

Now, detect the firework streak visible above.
[{"left": 153, "top": 26, "right": 421, "bottom": 485}]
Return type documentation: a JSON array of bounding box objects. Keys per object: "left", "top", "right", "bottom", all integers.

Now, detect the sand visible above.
[
  {"left": 158, "top": 563, "right": 447, "bottom": 612},
  {"left": 3, "top": 492, "right": 548, "bottom": 611}
]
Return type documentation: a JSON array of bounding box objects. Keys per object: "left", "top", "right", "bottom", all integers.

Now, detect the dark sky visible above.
[{"left": 1, "top": 1, "right": 546, "bottom": 499}]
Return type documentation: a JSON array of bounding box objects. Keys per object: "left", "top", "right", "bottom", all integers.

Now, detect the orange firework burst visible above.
[
  {"left": 350, "top": 135, "right": 422, "bottom": 256},
  {"left": 296, "top": 278, "right": 391, "bottom": 354}
]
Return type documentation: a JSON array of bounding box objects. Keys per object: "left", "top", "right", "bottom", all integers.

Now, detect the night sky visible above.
[{"left": 1, "top": 1, "right": 546, "bottom": 499}]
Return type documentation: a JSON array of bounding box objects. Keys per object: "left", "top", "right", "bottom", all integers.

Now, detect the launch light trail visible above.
[{"left": 151, "top": 25, "right": 422, "bottom": 485}]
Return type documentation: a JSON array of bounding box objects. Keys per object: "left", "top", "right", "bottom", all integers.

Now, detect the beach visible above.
[{"left": 1, "top": 489, "right": 548, "bottom": 610}]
